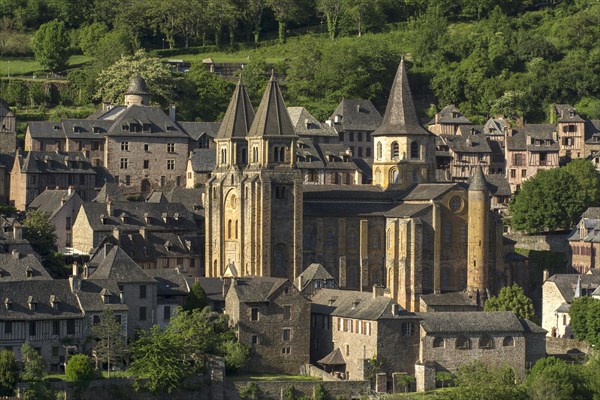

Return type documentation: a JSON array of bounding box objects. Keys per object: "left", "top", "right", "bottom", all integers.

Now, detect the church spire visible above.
[
  {"left": 372, "top": 58, "right": 429, "bottom": 136},
  {"left": 215, "top": 76, "right": 255, "bottom": 139},
  {"left": 469, "top": 165, "right": 487, "bottom": 192},
  {"left": 248, "top": 73, "right": 295, "bottom": 137}
]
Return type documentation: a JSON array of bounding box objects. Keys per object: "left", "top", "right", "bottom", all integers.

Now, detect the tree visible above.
[
  {"left": 23, "top": 209, "right": 57, "bottom": 257},
  {"left": 243, "top": 0, "right": 267, "bottom": 43},
  {"left": 526, "top": 357, "right": 591, "bottom": 400},
  {"left": 484, "top": 284, "right": 536, "bottom": 321},
  {"left": 446, "top": 361, "right": 527, "bottom": 400},
  {"left": 95, "top": 49, "right": 175, "bottom": 106},
  {"left": 396, "top": 373, "right": 416, "bottom": 393},
  {"left": 221, "top": 340, "right": 250, "bottom": 372},
  {"left": 266, "top": 0, "right": 304, "bottom": 44},
  {"left": 78, "top": 22, "right": 109, "bottom": 56},
  {"left": 21, "top": 343, "right": 46, "bottom": 382},
  {"left": 563, "top": 159, "right": 600, "bottom": 206},
  {"left": 65, "top": 354, "right": 97, "bottom": 383},
  {"left": 509, "top": 165, "right": 598, "bottom": 233},
  {"left": 182, "top": 281, "right": 209, "bottom": 311},
  {"left": 32, "top": 20, "right": 70, "bottom": 72},
  {"left": 0, "top": 350, "right": 18, "bottom": 396},
  {"left": 317, "top": 0, "right": 345, "bottom": 39},
  {"left": 92, "top": 309, "right": 127, "bottom": 378},
  {"left": 342, "top": 0, "right": 384, "bottom": 37},
  {"left": 490, "top": 90, "right": 529, "bottom": 121},
  {"left": 569, "top": 296, "right": 600, "bottom": 346},
  {"left": 436, "top": 371, "right": 454, "bottom": 388},
  {"left": 129, "top": 325, "right": 192, "bottom": 394}
]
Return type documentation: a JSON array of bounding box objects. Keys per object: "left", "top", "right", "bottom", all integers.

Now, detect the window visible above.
[
  {"left": 164, "top": 306, "right": 171, "bottom": 320},
  {"left": 456, "top": 336, "right": 471, "bottom": 349},
  {"left": 326, "top": 231, "right": 334, "bottom": 247},
  {"left": 93, "top": 315, "right": 100, "bottom": 325},
  {"left": 140, "top": 285, "right": 147, "bottom": 299},
  {"left": 358, "top": 147, "right": 363, "bottom": 157},
  {"left": 510, "top": 169, "right": 516, "bottom": 178},
  {"left": 120, "top": 158, "right": 128, "bottom": 169},
  {"left": 521, "top": 169, "right": 526, "bottom": 178},
  {"left": 358, "top": 132, "right": 363, "bottom": 142},
  {"left": 479, "top": 335, "right": 494, "bottom": 349},
  {"left": 366, "top": 147, "right": 371, "bottom": 157},
  {"left": 139, "top": 306, "right": 147, "bottom": 321},
  {"left": 4, "top": 321, "right": 12, "bottom": 334},
  {"left": 402, "top": 322, "right": 415, "bottom": 336},
  {"left": 251, "top": 308, "right": 259, "bottom": 321},
  {"left": 502, "top": 336, "right": 515, "bottom": 347},
  {"left": 281, "top": 347, "right": 291, "bottom": 354},
  {"left": 144, "top": 143, "right": 149, "bottom": 152},
  {"left": 143, "top": 160, "right": 149, "bottom": 169},
  {"left": 411, "top": 142, "right": 419, "bottom": 159},
  {"left": 283, "top": 306, "right": 292, "bottom": 320},
  {"left": 52, "top": 346, "right": 59, "bottom": 357},
  {"left": 125, "top": 175, "right": 131, "bottom": 186},
  {"left": 349, "top": 132, "right": 354, "bottom": 142},
  {"left": 346, "top": 344, "right": 350, "bottom": 357},
  {"left": 167, "top": 143, "right": 175, "bottom": 153},
  {"left": 432, "top": 337, "right": 444, "bottom": 348},
  {"left": 513, "top": 153, "right": 524, "bottom": 166},
  {"left": 251, "top": 335, "right": 259, "bottom": 345},
  {"left": 29, "top": 321, "right": 36, "bottom": 336},
  {"left": 67, "top": 320, "right": 75, "bottom": 335},
  {"left": 252, "top": 146, "right": 259, "bottom": 163},
  {"left": 282, "top": 328, "right": 291, "bottom": 341},
  {"left": 66, "top": 217, "right": 71, "bottom": 231},
  {"left": 167, "top": 160, "right": 175, "bottom": 170},
  {"left": 121, "top": 141, "right": 129, "bottom": 151},
  {"left": 53, "top": 320, "right": 60, "bottom": 335},
  {"left": 377, "top": 142, "right": 382, "bottom": 159},
  {"left": 392, "top": 142, "right": 400, "bottom": 159}
]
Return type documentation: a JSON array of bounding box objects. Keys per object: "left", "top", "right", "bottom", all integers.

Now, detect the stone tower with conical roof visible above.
[
  {"left": 205, "top": 77, "right": 255, "bottom": 277},
  {"left": 371, "top": 59, "right": 436, "bottom": 190},
  {"left": 466, "top": 165, "right": 489, "bottom": 303},
  {"left": 124, "top": 76, "right": 151, "bottom": 107}
]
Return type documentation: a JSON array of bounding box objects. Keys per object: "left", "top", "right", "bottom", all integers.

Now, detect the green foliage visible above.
[
  {"left": 21, "top": 343, "right": 46, "bottom": 382},
  {"left": 92, "top": 309, "right": 127, "bottom": 378},
  {"left": 283, "top": 385, "right": 295, "bottom": 400},
  {"left": 569, "top": 296, "right": 600, "bottom": 346},
  {"left": 396, "top": 373, "right": 416, "bottom": 393},
  {"left": 484, "top": 284, "right": 536, "bottom": 322},
  {"left": 526, "top": 357, "right": 591, "bottom": 400},
  {"left": 32, "top": 20, "right": 70, "bottom": 72},
  {"left": 443, "top": 361, "right": 527, "bottom": 400},
  {"left": 78, "top": 23, "right": 109, "bottom": 57},
  {"left": 22, "top": 382, "right": 57, "bottom": 400},
  {"left": 95, "top": 49, "right": 174, "bottom": 106},
  {"left": 179, "top": 64, "right": 234, "bottom": 121},
  {"left": 509, "top": 161, "right": 600, "bottom": 233},
  {"left": 182, "top": 282, "right": 209, "bottom": 311},
  {"left": 222, "top": 341, "right": 250, "bottom": 372},
  {"left": 0, "top": 350, "right": 18, "bottom": 396},
  {"left": 65, "top": 354, "right": 97, "bottom": 386},
  {"left": 313, "top": 383, "right": 329, "bottom": 400},
  {"left": 23, "top": 209, "right": 57, "bottom": 257},
  {"left": 436, "top": 371, "right": 454, "bottom": 388},
  {"left": 238, "top": 381, "right": 260, "bottom": 400}
]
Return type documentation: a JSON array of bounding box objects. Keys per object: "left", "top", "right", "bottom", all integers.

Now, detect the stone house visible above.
[
  {"left": 427, "top": 105, "right": 472, "bottom": 136},
  {"left": 505, "top": 124, "right": 560, "bottom": 193},
  {"left": 541, "top": 273, "right": 600, "bottom": 338},
  {"left": 435, "top": 133, "right": 492, "bottom": 182},
  {"left": 0, "top": 98, "right": 16, "bottom": 153},
  {"left": 297, "top": 141, "right": 362, "bottom": 185},
  {"left": 0, "top": 219, "right": 35, "bottom": 255},
  {"left": 28, "top": 188, "right": 84, "bottom": 252},
  {"left": 225, "top": 277, "right": 311, "bottom": 375},
  {"left": 145, "top": 268, "right": 190, "bottom": 328},
  {"left": 569, "top": 207, "right": 600, "bottom": 273},
  {"left": 416, "top": 311, "right": 546, "bottom": 389},
  {"left": 554, "top": 104, "right": 585, "bottom": 159},
  {"left": 584, "top": 120, "right": 600, "bottom": 161},
  {"left": 327, "top": 99, "right": 382, "bottom": 159},
  {"left": 310, "top": 288, "right": 420, "bottom": 381},
  {"left": 186, "top": 148, "right": 216, "bottom": 188},
  {"left": 295, "top": 263, "right": 338, "bottom": 298},
  {"left": 9, "top": 150, "right": 97, "bottom": 210},
  {"left": 419, "top": 292, "right": 479, "bottom": 312},
  {"left": 288, "top": 107, "right": 339, "bottom": 144}
]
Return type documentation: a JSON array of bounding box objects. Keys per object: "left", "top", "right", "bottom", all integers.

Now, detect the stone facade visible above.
[{"left": 225, "top": 277, "right": 310, "bottom": 375}]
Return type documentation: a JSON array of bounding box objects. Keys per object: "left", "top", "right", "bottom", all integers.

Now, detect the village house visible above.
[
  {"left": 327, "top": 99, "right": 382, "bottom": 159},
  {"left": 225, "top": 277, "right": 311, "bottom": 375},
  {"left": 288, "top": 107, "right": 339, "bottom": 144},
  {"left": 427, "top": 105, "right": 472, "bottom": 136},
  {"left": 568, "top": 207, "right": 600, "bottom": 273},
  {"left": 554, "top": 104, "right": 586, "bottom": 160},
  {"left": 295, "top": 263, "right": 339, "bottom": 298}
]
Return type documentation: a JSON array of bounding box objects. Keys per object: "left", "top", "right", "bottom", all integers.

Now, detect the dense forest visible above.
[{"left": 1, "top": 0, "right": 600, "bottom": 124}]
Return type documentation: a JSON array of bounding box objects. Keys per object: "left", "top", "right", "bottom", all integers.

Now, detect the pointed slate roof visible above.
[
  {"left": 125, "top": 75, "right": 149, "bottom": 95},
  {"left": 216, "top": 77, "right": 255, "bottom": 139},
  {"left": 248, "top": 74, "right": 296, "bottom": 137},
  {"left": 318, "top": 348, "right": 346, "bottom": 366},
  {"left": 372, "top": 59, "right": 430, "bottom": 137},
  {"left": 88, "top": 246, "right": 155, "bottom": 283},
  {"left": 469, "top": 165, "right": 487, "bottom": 192}
]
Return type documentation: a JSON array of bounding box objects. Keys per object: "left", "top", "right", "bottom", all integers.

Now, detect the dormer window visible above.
[
  {"left": 144, "top": 212, "right": 150, "bottom": 225},
  {"left": 162, "top": 212, "right": 168, "bottom": 223},
  {"left": 569, "top": 111, "right": 575, "bottom": 118},
  {"left": 26, "top": 267, "right": 33, "bottom": 278},
  {"left": 50, "top": 295, "right": 61, "bottom": 310},
  {"left": 100, "top": 289, "right": 112, "bottom": 304},
  {"left": 174, "top": 212, "right": 179, "bottom": 221},
  {"left": 165, "top": 241, "right": 173, "bottom": 252},
  {"left": 28, "top": 296, "right": 38, "bottom": 311},
  {"left": 93, "top": 126, "right": 101, "bottom": 134},
  {"left": 4, "top": 298, "right": 12, "bottom": 311},
  {"left": 73, "top": 126, "right": 81, "bottom": 133},
  {"left": 130, "top": 124, "right": 138, "bottom": 133},
  {"left": 142, "top": 123, "right": 151, "bottom": 132},
  {"left": 100, "top": 214, "right": 107, "bottom": 225},
  {"left": 121, "top": 124, "right": 128, "bottom": 131},
  {"left": 120, "top": 213, "right": 128, "bottom": 224}
]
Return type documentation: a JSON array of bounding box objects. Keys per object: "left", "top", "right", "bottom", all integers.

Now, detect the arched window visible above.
[
  {"left": 375, "top": 168, "right": 382, "bottom": 185},
  {"left": 235, "top": 220, "right": 239, "bottom": 239},
  {"left": 273, "top": 146, "right": 279, "bottom": 162},
  {"left": 253, "top": 146, "right": 259, "bottom": 163},
  {"left": 456, "top": 336, "right": 471, "bottom": 350},
  {"left": 387, "top": 228, "right": 392, "bottom": 249},
  {"left": 377, "top": 142, "right": 383, "bottom": 160},
  {"left": 562, "top": 314, "right": 567, "bottom": 325},
  {"left": 433, "top": 337, "right": 445, "bottom": 348},
  {"left": 227, "top": 220, "right": 232, "bottom": 239},
  {"left": 502, "top": 336, "right": 515, "bottom": 347},
  {"left": 478, "top": 335, "right": 494, "bottom": 349},
  {"left": 392, "top": 142, "right": 400, "bottom": 160},
  {"left": 410, "top": 142, "right": 419, "bottom": 159},
  {"left": 213, "top": 259, "right": 217, "bottom": 276},
  {"left": 389, "top": 168, "right": 399, "bottom": 184},
  {"left": 221, "top": 148, "right": 227, "bottom": 164}
]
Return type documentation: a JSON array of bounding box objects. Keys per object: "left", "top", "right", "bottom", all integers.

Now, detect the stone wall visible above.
[
  {"left": 226, "top": 379, "right": 371, "bottom": 400},
  {"left": 546, "top": 337, "right": 592, "bottom": 356},
  {"left": 301, "top": 364, "right": 341, "bottom": 381},
  {"left": 505, "top": 233, "right": 570, "bottom": 253}
]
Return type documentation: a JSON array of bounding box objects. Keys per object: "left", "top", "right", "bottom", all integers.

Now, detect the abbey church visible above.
[{"left": 205, "top": 60, "right": 504, "bottom": 311}]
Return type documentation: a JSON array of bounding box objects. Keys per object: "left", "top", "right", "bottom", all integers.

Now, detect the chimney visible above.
[
  {"left": 12, "top": 224, "right": 22, "bottom": 240},
  {"left": 174, "top": 212, "right": 179, "bottom": 222},
  {"left": 325, "top": 119, "right": 333, "bottom": 127},
  {"left": 67, "top": 186, "right": 72, "bottom": 196},
  {"left": 112, "top": 227, "right": 120, "bottom": 241},
  {"left": 372, "top": 285, "right": 385, "bottom": 298},
  {"left": 356, "top": 104, "right": 361, "bottom": 113},
  {"left": 69, "top": 276, "right": 81, "bottom": 292},
  {"left": 543, "top": 269, "right": 549, "bottom": 282},
  {"left": 119, "top": 285, "right": 124, "bottom": 303},
  {"left": 139, "top": 227, "right": 147, "bottom": 239},
  {"left": 11, "top": 250, "right": 19, "bottom": 260},
  {"left": 106, "top": 200, "right": 113, "bottom": 217},
  {"left": 392, "top": 304, "right": 399, "bottom": 315},
  {"left": 169, "top": 104, "right": 176, "bottom": 121},
  {"left": 162, "top": 212, "right": 168, "bottom": 223},
  {"left": 296, "top": 275, "right": 303, "bottom": 291},
  {"left": 144, "top": 212, "right": 150, "bottom": 225}
]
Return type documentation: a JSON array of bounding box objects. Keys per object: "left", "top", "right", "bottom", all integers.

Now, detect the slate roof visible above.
[
  {"left": 482, "top": 118, "right": 508, "bottom": 136},
  {"left": 384, "top": 203, "right": 431, "bottom": 218},
  {"left": 372, "top": 59, "right": 431, "bottom": 137},
  {"left": 145, "top": 268, "right": 190, "bottom": 296},
  {"left": 106, "top": 105, "right": 188, "bottom": 138},
  {"left": 194, "top": 277, "right": 225, "bottom": 303},
  {"left": 554, "top": 104, "right": 584, "bottom": 123},
  {"left": 420, "top": 291, "right": 477, "bottom": 307},
  {"left": 428, "top": 105, "right": 472, "bottom": 125},
  {"left": 0, "top": 280, "right": 83, "bottom": 320},
  {"left": 18, "top": 151, "right": 95, "bottom": 174},
  {"left": 216, "top": 77, "right": 255, "bottom": 139},
  {"left": 297, "top": 264, "right": 335, "bottom": 289},
  {"left": 164, "top": 187, "right": 204, "bottom": 214},
  {"left": 189, "top": 148, "right": 217, "bottom": 173},
  {"left": 417, "top": 311, "right": 529, "bottom": 334},
  {"left": 29, "top": 189, "right": 81, "bottom": 219},
  {"left": 329, "top": 99, "right": 382, "bottom": 132},
  {"left": 86, "top": 105, "right": 127, "bottom": 121},
  {"left": 126, "top": 76, "right": 149, "bottom": 95},
  {"left": 75, "top": 279, "right": 129, "bottom": 312},
  {"left": 311, "top": 288, "right": 410, "bottom": 320},
  {"left": 546, "top": 274, "right": 600, "bottom": 303},
  {"left": 318, "top": 348, "right": 345, "bottom": 365},
  {"left": 288, "top": 107, "right": 338, "bottom": 138},
  {"left": 441, "top": 134, "right": 492, "bottom": 154},
  {"left": 94, "top": 231, "right": 201, "bottom": 262},
  {"left": 88, "top": 246, "right": 156, "bottom": 283},
  {"left": 469, "top": 166, "right": 487, "bottom": 191},
  {"left": 0, "top": 253, "right": 52, "bottom": 281},
  {"left": 229, "top": 277, "right": 289, "bottom": 303},
  {"left": 568, "top": 207, "right": 600, "bottom": 242},
  {"left": 27, "top": 122, "right": 67, "bottom": 139},
  {"left": 248, "top": 74, "right": 296, "bottom": 137},
  {"left": 506, "top": 124, "right": 558, "bottom": 151},
  {"left": 456, "top": 125, "right": 484, "bottom": 136},
  {"left": 179, "top": 122, "right": 220, "bottom": 141},
  {"left": 484, "top": 174, "right": 511, "bottom": 197},
  {"left": 93, "top": 182, "right": 127, "bottom": 202},
  {"left": 62, "top": 119, "right": 113, "bottom": 138},
  {"left": 401, "top": 183, "right": 458, "bottom": 201},
  {"left": 80, "top": 201, "right": 198, "bottom": 232}
]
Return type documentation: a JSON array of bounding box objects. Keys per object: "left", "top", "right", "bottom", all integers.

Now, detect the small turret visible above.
[
  {"left": 124, "top": 76, "right": 150, "bottom": 107},
  {"left": 467, "top": 165, "right": 489, "bottom": 304}
]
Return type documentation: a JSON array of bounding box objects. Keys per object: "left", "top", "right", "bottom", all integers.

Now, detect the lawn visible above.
[
  {"left": 0, "top": 55, "right": 93, "bottom": 78},
  {"left": 230, "top": 374, "right": 320, "bottom": 381},
  {"left": 383, "top": 387, "right": 457, "bottom": 399}
]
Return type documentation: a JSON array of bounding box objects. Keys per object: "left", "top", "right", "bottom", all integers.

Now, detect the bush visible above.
[
  {"left": 239, "top": 382, "right": 260, "bottom": 400},
  {"left": 0, "top": 350, "right": 19, "bottom": 396},
  {"left": 65, "top": 354, "right": 97, "bottom": 386}
]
